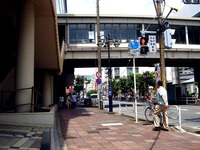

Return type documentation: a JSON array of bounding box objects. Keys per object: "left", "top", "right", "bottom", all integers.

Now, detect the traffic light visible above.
[
  {"left": 164, "top": 29, "right": 176, "bottom": 49},
  {"left": 140, "top": 37, "right": 148, "bottom": 45},
  {"left": 139, "top": 37, "right": 149, "bottom": 55}
]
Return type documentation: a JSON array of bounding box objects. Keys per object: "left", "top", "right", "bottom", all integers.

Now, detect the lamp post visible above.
[{"left": 97, "top": 33, "right": 120, "bottom": 112}]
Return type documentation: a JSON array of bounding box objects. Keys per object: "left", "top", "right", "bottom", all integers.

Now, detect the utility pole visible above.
[
  {"left": 96, "top": 0, "right": 103, "bottom": 109},
  {"left": 157, "top": 0, "right": 166, "bottom": 88}
]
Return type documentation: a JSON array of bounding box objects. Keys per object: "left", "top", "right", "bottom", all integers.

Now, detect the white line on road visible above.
[
  {"left": 181, "top": 109, "right": 188, "bottom": 111},
  {"left": 194, "top": 112, "right": 200, "bottom": 115},
  {"left": 101, "top": 123, "right": 123, "bottom": 126}
]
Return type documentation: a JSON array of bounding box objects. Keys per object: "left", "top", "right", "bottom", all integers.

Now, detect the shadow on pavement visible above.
[
  {"left": 57, "top": 104, "right": 93, "bottom": 148},
  {"left": 149, "top": 130, "right": 161, "bottom": 150}
]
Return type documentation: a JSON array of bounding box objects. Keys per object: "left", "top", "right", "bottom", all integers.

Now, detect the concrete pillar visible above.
[
  {"left": 15, "top": 1, "right": 35, "bottom": 112},
  {"left": 171, "top": 67, "right": 179, "bottom": 85},
  {"left": 43, "top": 72, "right": 53, "bottom": 107}
]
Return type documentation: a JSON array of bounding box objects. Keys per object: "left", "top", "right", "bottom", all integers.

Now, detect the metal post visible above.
[
  {"left": 96, "top": 0, "right": 102, "bottom": 109},
  {"left": 108, "top": 34, "right": 113, "bottom": 112},
  {"left": 157, "top": 0, "right": 166, "bottom": 88},
  {"left": 133, "top": 55, "right": 138, "bottom": 122},
  {"left": 119, "top": 102, "right": 121, "bottom": 115},
  {"left": 178, "top": 106, "right": 182, "bottom": 130}
]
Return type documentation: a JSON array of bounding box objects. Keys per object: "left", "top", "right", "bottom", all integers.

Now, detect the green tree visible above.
[
  {"left": 74, "top": 75, "right": 84, "bottom": 94},
  {"left": 111, "top": 79, "right": 120, "bottom": 96},
  {"left": 87, "top": 89, "right": 97, "bottom": 97},
  {"left": 119, "top": 77, "right": 128, "bottom": 93}
]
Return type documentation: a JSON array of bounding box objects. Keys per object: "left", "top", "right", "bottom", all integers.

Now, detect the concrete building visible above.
[{"left": 0, "top": 0, "right": 66, "bottom": 126}]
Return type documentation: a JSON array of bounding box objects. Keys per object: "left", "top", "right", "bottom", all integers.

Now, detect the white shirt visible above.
[{"left": 157, "top": 86, "right": 168, "bottom": 105}]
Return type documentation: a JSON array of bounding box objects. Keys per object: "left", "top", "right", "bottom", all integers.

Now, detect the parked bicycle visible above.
[{"left": 144, "top": 101, "right": 177, "bottom": 124}]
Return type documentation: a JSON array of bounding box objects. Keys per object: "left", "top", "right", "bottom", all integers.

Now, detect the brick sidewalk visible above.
[
  {"left": 0, "top": 124, "right": 51, "bottom": 150},
  {"left": 59, "top": 107, "right": 200, "bottom": 150}
]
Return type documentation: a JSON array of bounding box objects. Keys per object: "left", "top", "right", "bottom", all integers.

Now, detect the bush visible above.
[{"left": 87, "top": 89, "right": 97, "bottom": 97}]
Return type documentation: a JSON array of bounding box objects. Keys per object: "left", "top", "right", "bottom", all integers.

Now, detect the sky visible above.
[{"left": 67, "top": 0, "right": 185, "bottom": 16}]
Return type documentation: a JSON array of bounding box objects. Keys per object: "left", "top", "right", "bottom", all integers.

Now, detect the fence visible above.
[
  {"left": 116, "top": 102, "right": 182, "bottom": 130},
  {"left": 177, "top": 97, "right": 197, "bottom": 104}
]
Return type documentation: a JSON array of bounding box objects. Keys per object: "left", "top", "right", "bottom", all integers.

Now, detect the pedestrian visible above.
[
  {"left": 71, "top": 92, "right": 77, "bottom": 109},
  {"left": 153, "top": 80, "right": 169, "bottom": 131},
  {"left": 59, "top": 96, "right": 64, "bottom": 108},
  {"left": 67, "top": 93, "right": 72, "bottom": 109}
]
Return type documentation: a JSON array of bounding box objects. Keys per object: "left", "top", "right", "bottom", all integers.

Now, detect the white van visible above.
[{"left": 90, "top": 94, "right": 98, "bottom": 106}]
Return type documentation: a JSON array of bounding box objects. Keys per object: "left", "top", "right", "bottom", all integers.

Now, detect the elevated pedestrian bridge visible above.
[{"left": 58, "top": 14, "right": 200, "bottom": 67}]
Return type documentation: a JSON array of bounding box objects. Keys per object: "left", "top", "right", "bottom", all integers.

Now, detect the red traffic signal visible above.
[{"left": 140, "top": 37, "right": 148, "bottom": 45}]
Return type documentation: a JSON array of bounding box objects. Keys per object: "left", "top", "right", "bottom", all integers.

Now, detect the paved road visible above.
[{"left": 103, "top": 100, "right": 200, "bottom": 130}]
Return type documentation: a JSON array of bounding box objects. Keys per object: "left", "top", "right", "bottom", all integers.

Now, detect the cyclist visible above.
[{"left": 153, "top": 80, "right": 169, "bottom": 131}]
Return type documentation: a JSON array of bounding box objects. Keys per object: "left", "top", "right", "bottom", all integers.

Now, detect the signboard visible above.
[
  {"left": 96, "top": 78, "right": 102, "bottom": 84},
  {"left": 149, "top": 35, "right": 157, "bottom": 53},
  {"left": 129, "top": 40, "right": 139, "bottom": 54},
  {"left": 96, "top": 72, "right": 102, "bottom": 78},
  {"left": 155, "top": 63, "right": 160, "bottom": 83}
]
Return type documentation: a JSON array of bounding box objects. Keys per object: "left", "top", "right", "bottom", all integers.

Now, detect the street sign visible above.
[
  {"left": 96, "top": 78, "right": 102, "bottom": 84},
  {"left": 149, "top": 35, "right": 157, "bottom": 53},
  {"left": 96, "top": 72, "right": 102, "bottom": 78},
  {"left": 129, "top": 40, "right": 139, "bottom": 53},
  {"left": 109, "top": 89, "right": 112, "bottom": 96}
]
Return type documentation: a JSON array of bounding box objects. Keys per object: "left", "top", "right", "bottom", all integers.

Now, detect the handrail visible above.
[{"left": 0, "top": 86, "right": 42, "bottom": 113}]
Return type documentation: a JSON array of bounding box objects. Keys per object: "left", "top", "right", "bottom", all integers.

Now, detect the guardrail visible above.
[
  {"left": 177, "top": 97, "right": 197, "bottom": 104},
  {"left": 117, "top": 102, "right": 182, "bottom": 130}
]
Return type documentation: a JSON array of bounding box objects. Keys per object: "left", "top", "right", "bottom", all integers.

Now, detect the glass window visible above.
[
  {"left": 127, "top": 67, "right": 133, "bottom": 75},
  {"left": 114, "top": 67, "right": 120, "bottom": 77},
  {"left": 100, "top": 23, "right": 142, "bottom": 43},
  {"left": 188, "top": 26, "right": 200, "bottom": 44},
  {"left": 171, "top": 25, "right": 186, "bottom": 44},
  {"left": 69, "top": 24, "right": 95, "bottom": 44}
]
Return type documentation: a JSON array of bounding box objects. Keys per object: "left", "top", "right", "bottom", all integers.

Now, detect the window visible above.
[
  {"left": 100, "top": 23, "right": 142, "bottom": 43},
  {"left": 114, "top": 67, "right": 120, "bottom": 78},
  {"left": 69, "top": 24, "right": 95, "bottom": 44},
  {"left": 188, "top": 26, "right": 200, "bottom": 44},
  {"left": 171, "top": 25, "right": 186, "bottom": 44},
  {"left": 127, "top": 67, "right": 133, "bottom": 75}
]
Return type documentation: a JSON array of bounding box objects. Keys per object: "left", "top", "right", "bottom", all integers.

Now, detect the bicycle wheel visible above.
[{"left": 144, "top": 107, "right": 154, "bottom": 124}]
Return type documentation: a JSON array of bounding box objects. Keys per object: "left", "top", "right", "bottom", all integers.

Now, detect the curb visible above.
[{"left": 56, "top": 111, "right": 68, "bottom": 150}]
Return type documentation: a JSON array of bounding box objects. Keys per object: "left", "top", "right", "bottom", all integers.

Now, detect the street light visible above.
[{"left": 97, "top": 33, "right": 120, "bottom": 112}]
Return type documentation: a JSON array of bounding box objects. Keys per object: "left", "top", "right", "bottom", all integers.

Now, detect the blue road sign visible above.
[
  {"left": 129, "top": 40, "right": 139, "bottom": 53},
  {"left": 109, "top": 89, "right": 112, "bottom": 96},
  {"left": 129, "top": 40, "right": 139, "bottom": 49},
  {"left": 96, "top": 78, "right": 102, "bottom": 84}
]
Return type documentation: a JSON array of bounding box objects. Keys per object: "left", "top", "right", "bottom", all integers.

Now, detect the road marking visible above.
[
  {"left": 82, "top": 112, "right": 94, "bottom": 115},
  {"left": 101, "top": 123, "right": 123, "bottom": 126},
  {"left": 195, "top": 112, "right": 200, "bottom": 115}
]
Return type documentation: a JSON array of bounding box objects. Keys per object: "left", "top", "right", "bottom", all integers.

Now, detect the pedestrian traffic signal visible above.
[
  {"left": 140, "top": 37, "right": 148, "bottom": 45},
  {"left": 139, "top": 37, "right": 149, "bottom": 55},
  {"left": 140, "top": 46, "right": 149, "bottom": 55}
]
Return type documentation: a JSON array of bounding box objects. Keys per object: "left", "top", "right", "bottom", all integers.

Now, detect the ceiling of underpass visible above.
[{"left": 64, "top": 58, "right": 200, "bottom": 68}]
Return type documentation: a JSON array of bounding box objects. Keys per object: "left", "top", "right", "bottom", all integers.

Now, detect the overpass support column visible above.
[
  {"left": 15, "top": 1, "right": 35, "bottom": 112},
  {"left": 194, "top": 67, "right": 200, "bottom": 97},
  {"left": 172, "top": 67, "right": 179, "bottom": 84},
  {"left": 43, "top": 72, "right": 53, "bottom": 107}
]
